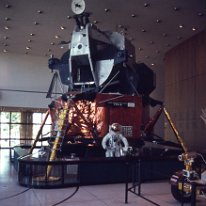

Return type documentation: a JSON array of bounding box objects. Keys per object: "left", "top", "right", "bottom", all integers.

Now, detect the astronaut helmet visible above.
[{"left": 111, "top": 123, "right": 122, "bottom": 132}]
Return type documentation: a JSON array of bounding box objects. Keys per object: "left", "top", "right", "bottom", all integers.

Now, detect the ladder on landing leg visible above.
[{"left": 46, "top": 101, "right": 70, "bottom": 177}]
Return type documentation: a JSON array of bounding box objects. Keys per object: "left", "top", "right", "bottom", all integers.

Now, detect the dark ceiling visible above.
[{"left": 0, "top": 0, "right": 206, "bottom": 69}]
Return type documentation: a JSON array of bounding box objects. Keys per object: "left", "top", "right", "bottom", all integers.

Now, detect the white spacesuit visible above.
[{"left": 102, "top": 123, "right": 129, "bottom": 157}]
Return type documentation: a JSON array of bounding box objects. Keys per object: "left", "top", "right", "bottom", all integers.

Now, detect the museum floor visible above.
[{"left": 0, "top": 149, "right": 205, "bottom": 206}]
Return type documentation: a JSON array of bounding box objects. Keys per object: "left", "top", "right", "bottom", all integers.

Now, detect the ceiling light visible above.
[
  {"left": 156, "top": 19, "right": 161, "bottom": 23},
  {"left": 5, "top": 4, "right": 11, "bottom": 8},
  {"left": 5, "top": 17, "right": 11, "bottom": 21},
  {"left": 151, "top": 63, "right": 155, "bottom": 66},
  {"left": 179, "top": 24, "right": 184, "bottom": 29},
  {"left": 141, "top": 28, "right": 146, "bottom": 32},
  {"left": 4, "top": 26, "right": 9, "bottom": 30},
  {"left": 104, "top": 8, "right": 110, "bottom": 12},
  {"left": 55, "top": 35, "right": 60, "bottom": 39},
  {"left": 26, "top": 46, "right": 31, "bottom": 50},
  {"left": 4, "top": 36, "right": 8, "bottom": 40},
  {"left": 33, "top": 21, "right": 39, "bottom": 25},
  {"left": 3, "top": 49, "right": 8, "bottom": 53},
  {"left": 67, "top": 16, "right": 72, "bottom": 19},
  {"left": 131, "top": 14, "right": 136, "bottom": 18},
  {"left": 93, "top": 20, "right": 98, "bottom": 24},
  {"left": 28, "top": 39, "right": 32, "bottom": 42},
  {"left": 50, "top": 42, "right": 55, "bottom": 45},
  {"left": 138, "top": 47, "right": 143, "bottom": 51},
  {"left": 37, "top": 10, "right": 43, "bottom": 14},
  {"left": 192, "top": 27, "right": 197, "bottom": 31},
  {"left": 30, "top": 33, "right": 35, "bottom": 36},
  {"left": 173, "top": 7, "right": 180, "bottom": 11},
  {"left": 144, "top": 3, "right": 150, "bottom": 7},
  {"left": 60, "top": 45, "right": 64, "bottom": 49},
  {"left": 198, "top": 12, "right": 204, "bottom": 16},
  {"left": 60, "top": 26, "right": 65, "bottom": 30}
]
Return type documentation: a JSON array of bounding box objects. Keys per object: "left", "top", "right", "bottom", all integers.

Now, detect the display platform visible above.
[
  {"left": 18, "top": 154, "right": 137, "bottom": 188},
  {"left": 14, "top": 144, "right": 183, "bottom": 188}
]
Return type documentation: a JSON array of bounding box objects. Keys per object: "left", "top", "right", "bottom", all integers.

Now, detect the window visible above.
[
  {"left": 32, "top": 112, "right": 52, "bottom": 147},
  {"left": 0, "top": 109, "right": 52, "bottom": 149},
  {"left": 0, "top": 112, "right": 21, "bottom": 148}
]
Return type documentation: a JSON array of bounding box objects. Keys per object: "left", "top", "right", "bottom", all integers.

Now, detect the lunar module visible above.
[
  {"left": 40, "top": 0, "right": 157, "bottom": 158},
  {"left": 26, "top": 0, "right": 157, "bottom": 184},
  {"left": 20, "top": 0, "right": 206, "bottom": 203}
]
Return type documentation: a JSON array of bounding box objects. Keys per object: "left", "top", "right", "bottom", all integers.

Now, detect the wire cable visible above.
[
  {"left": 0, "top": 188, "right": 31, "bottom": 201},
  {"left": 51, "top": 186, "right": 79, "bottom": 206},
  {"left": 197, "top": 153, "right": 206, "bottom": 166}
]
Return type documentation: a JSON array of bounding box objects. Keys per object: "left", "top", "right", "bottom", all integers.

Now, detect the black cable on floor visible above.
[
  {"left": 0, "top": 188, "right": 31, "bottom": 201},
  {"left": 51, "top": 186, "right": 80, "bottom": 206}
]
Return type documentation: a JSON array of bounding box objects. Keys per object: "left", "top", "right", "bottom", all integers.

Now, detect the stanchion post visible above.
[
  {"left": 191, "top": 182, "right": 196, "bottom": 206},
  {"left": 125, "top": 161, "right": 129, "bottom": 203},
  {"left": 138, "top": 159, "right": 141, "bottom": 196}
]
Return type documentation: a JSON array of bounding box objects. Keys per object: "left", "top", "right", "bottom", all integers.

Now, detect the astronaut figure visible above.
[{"left": 102, "top": 123, "right": 129, "bottom": 157}]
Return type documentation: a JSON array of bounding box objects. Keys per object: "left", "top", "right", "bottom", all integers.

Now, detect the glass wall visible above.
[
  {"left": 32, "top": 112, "right": 51, "bottom": 147},
  {"left": 0, "top": 108, "right": 52, "bottom": 150},
  {"left": 0, "top": 112, "right": 21, "bottom": 148}
]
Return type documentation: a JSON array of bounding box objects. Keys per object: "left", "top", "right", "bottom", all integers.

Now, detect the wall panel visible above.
[
  {"left": 0, "top": 53, "right": 60, "bottom": 108},
  {"left": 164, "top": 30, "right": 206, "bottom": 152}
]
